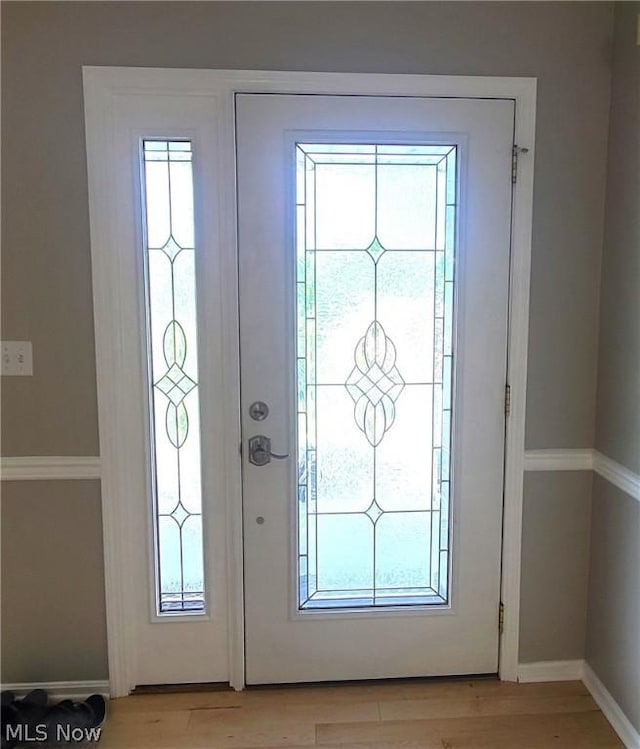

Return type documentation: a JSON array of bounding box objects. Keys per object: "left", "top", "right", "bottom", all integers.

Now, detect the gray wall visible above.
[
  {"left": 1, "top": 482, "right": 108, "bottom": 681},
  {"left": 594, "top": 2, "right": 640, "bottom": 476},
  {"left": 587, "top": 478, "right": 640, "bottom": 732},
  {"left": 586, "top": 2, "right": 640, "bottom": 733},
  {"left": 1, "top": 1, "right": 613, "bottom": 681},
  {"left": 1, "top": 0, "right": 613, "bottom": 455},
  {"left": 519, "top": 472, "right": 592, "bottom": 663}
]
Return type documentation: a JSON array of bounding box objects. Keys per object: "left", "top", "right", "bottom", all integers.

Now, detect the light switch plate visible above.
[{"left": 1, "top": 341, "right": 33, "bottom": 376}]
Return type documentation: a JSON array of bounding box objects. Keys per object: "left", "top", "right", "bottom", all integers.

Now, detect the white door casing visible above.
[
  {"left": 83, "top": 68, "right": 536, "bottom": 695},
  {"left": 237, "top": 94, "right": 514, "bottom": 684}
]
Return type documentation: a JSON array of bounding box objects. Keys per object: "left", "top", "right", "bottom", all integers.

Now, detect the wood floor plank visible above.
[
  {"left": 99, "top": 719, "right": 315, "bottom": 749},
  {"left": 106, "top": 708, "right": 192, "bottom": 728},
  {"left": 316, "top": 711, "right": 624, "bottom": 748},
  {"left": 241, "top": 678, "right": 587, "bottom": 706},
  {"left": 187, "top": 719, "right": 317, "bottom": 748},
  {"left": 379, "top": 693, "right": 599, "bottom": 721},
  {"left": 97, "top": 722, "right": 193, "bottom": 748},
  {"left": 188, "top": 698, "right": 380, "bottom": 727}
]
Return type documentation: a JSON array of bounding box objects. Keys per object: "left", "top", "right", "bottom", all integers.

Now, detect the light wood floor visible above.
[{"left": 100, "top": 678, "right": 624, "bottom": 748}]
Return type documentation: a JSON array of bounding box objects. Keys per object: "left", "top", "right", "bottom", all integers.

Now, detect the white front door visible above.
[{"left": 236, "top": 94, "right": 514, "bottom": 684}]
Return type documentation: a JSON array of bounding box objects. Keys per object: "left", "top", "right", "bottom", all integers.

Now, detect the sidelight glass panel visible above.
[
  {"left": 296, "top": 143, "right": 457, "bottom": 609},
  {"left": 142, "top": 140, "right": 205, "bottom": 614}
]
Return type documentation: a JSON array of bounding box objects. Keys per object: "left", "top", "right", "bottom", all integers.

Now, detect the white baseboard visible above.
[
  {"left": 583, "top": 663, "right": 640, "bottom": 749},
  {"left": 517, "top": 659, "right": 584, "bottom": 682},
  {"left": 1, "top": 680, "right": 109, "bottom": 701}
]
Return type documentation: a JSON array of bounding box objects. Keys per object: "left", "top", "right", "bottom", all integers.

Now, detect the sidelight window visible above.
[{"left": 141, "top": 140, "right": 205, "bottom": 614}]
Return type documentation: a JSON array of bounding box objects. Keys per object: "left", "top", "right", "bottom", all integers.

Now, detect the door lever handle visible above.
[{"left": 248, "top": 435, "right": 290, "bottom": 466}]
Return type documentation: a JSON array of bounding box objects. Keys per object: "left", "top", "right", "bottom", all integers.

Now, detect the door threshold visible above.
[{"left": 132, "top": 682, "right": 233, "bottom": 695}]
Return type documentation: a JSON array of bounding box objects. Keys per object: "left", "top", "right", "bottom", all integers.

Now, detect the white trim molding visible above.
[
  {"left": 1, "top": 681, "right": 110, "bottom": 701},
  {"left": 488, "top": 75, "right": 537, "bottom": 684},
  {"left": 583, "top": 663, "right": 640, "bottom": 749},
  {"left": 1, "top": 456, "right": 102, "bottom": 481},
  {"left": 523, "top": 448, "right": 640, "bottom": 503},
  {"left": 524, "top": 448, "right": 594, "bottom": 472},
  {"left": 517, "top": 659, "right": 584, "bottom": 683},
  {"left": 593, "top": 452, "right": 640, "bottom": 503}
]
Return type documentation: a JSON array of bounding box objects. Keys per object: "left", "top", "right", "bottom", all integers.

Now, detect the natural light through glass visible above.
[
  {"left": 296, "top": 143, "right": 456, "bottom": 609},
  {"left": 142, "top": 140, "right": 205, "bottom": 614}
]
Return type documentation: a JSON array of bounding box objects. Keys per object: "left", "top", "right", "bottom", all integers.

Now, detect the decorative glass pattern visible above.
[
  {"left": 296, "top": 143, "right": 457, "bottom": 609},
  {"left": 346, "top": 321, "right": 405, "bottom": 446},
  {"left": 142, "top": 140, "right": 205, "bottom": 614}
]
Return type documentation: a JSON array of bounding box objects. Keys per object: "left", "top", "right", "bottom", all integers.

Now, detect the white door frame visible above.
[{"left": 83, "top": 67, "right": 536, "bottom": 696}]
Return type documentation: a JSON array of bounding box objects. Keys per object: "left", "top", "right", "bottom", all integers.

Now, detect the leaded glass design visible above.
[
  {"left": 142, "top": 140, "right": 205, "bottom": 614},
  {"left": 296, "top": 143, "right": 456, "bottom": 610}
]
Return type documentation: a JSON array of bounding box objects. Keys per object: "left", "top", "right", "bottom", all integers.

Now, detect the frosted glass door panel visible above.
[{"left": 296, "top": 144, "right": 456, "bottom": 609}]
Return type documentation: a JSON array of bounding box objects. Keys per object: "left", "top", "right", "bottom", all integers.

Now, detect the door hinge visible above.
[
  {"left": 499, "top": 601, "right": 505, "bottom": 635},
  {"left": 511, "top": 145, "right": 529, "bottom": 184},
  {"left": 505, "top": 384, "right": 511, "bottom": 417}
]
